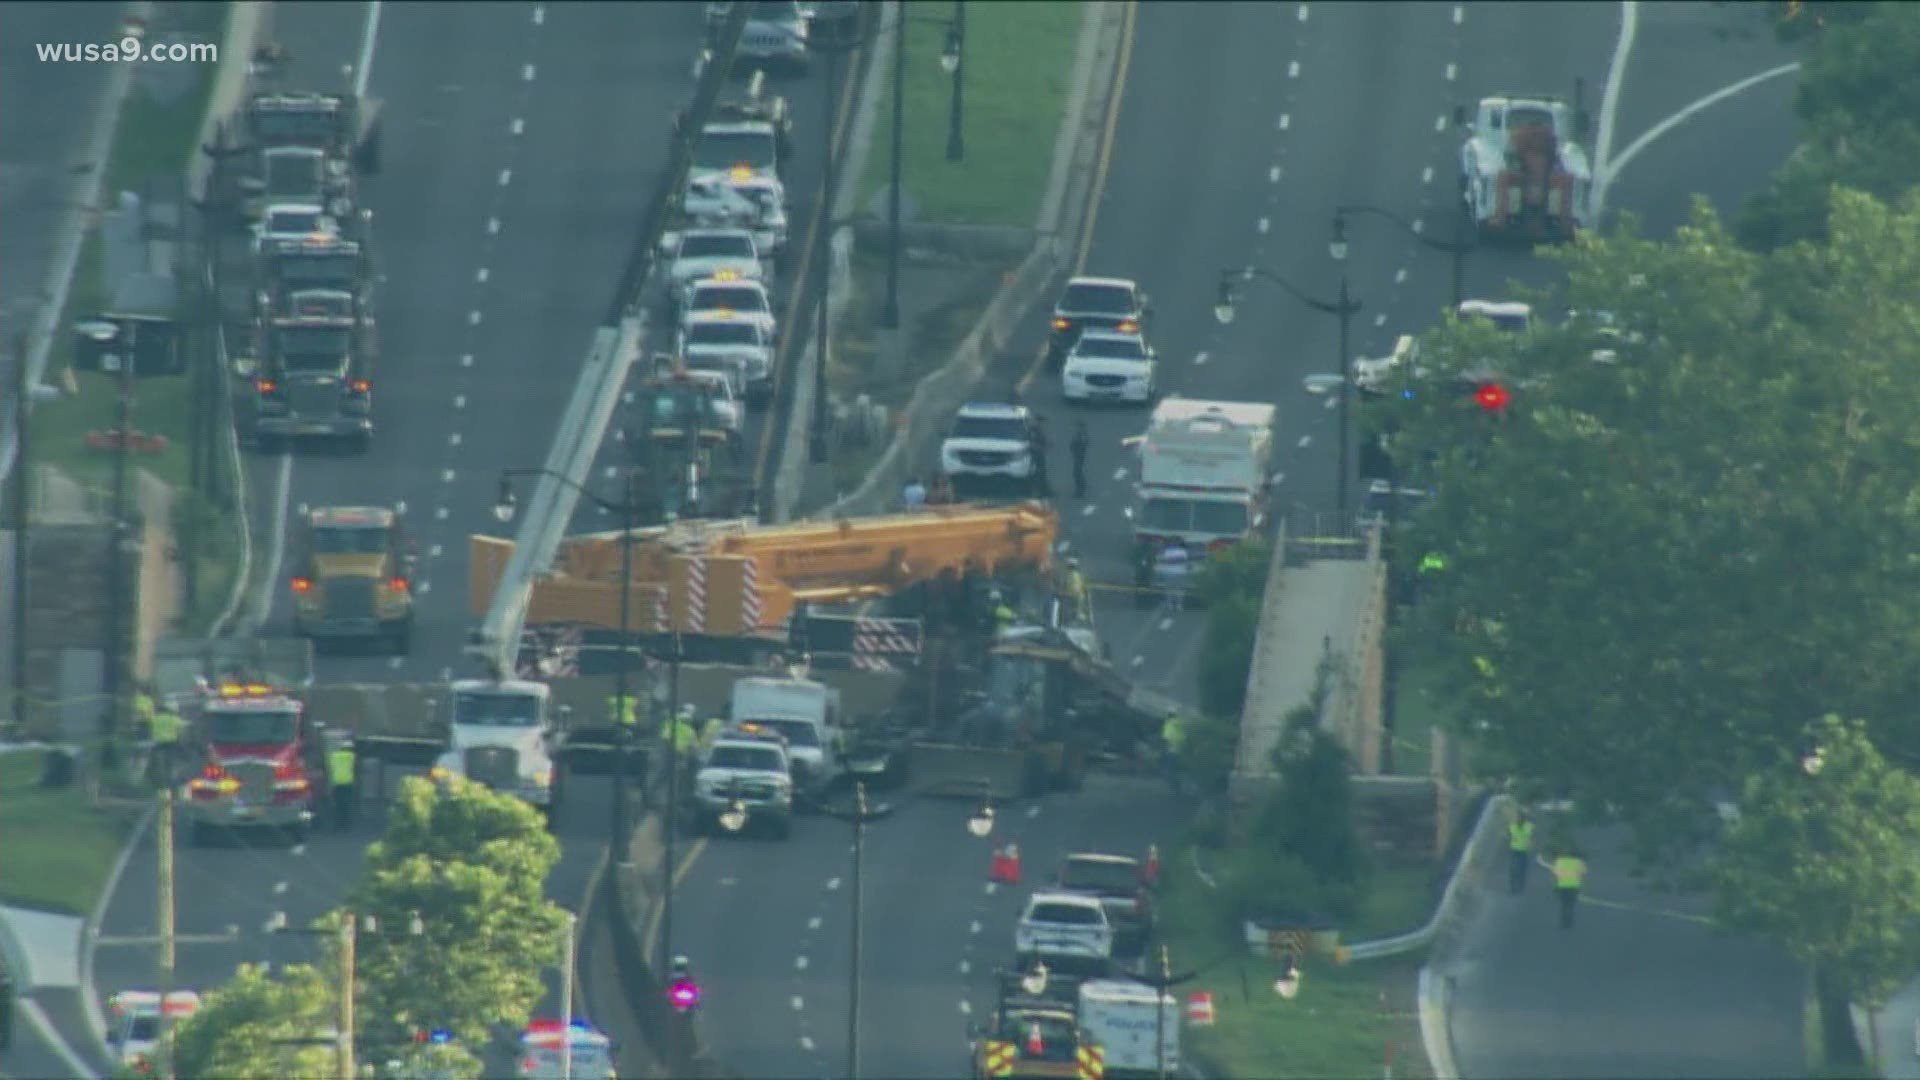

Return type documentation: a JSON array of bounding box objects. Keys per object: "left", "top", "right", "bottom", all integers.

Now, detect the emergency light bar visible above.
[{"left": 218, "top": 683, "right": 278, "bottom": 697}]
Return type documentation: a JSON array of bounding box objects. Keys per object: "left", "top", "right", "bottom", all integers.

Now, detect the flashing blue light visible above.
[
  {"left": 1401, "top": 388, "right": 1416, "bottom": 400},
  {"left": 570, "top": 1018, "right": 595, "bottom": 1033},
  {"left": 429, "top": 1029, "right": 453, "bottom": 1044}
]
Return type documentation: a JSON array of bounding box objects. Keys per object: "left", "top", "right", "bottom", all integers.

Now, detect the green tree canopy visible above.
[
  {"left": 1384, "top": 190, "right": 1920, "bottom": 868},
  {"left": 1738, "top": 2, "right": 1920, "bottom": 249},
  {"left": 1194, "top": 539, "right": 1272, "bottom": 720},
  {"left": 350, "top": 774, "right": 567, "bottom": 1050},
  {"left": 1711, "top": 715, "right": 1920, "bottom": 1010},
  {"left": 170, "top": 962, "right": 336, "bottom": 1080}
]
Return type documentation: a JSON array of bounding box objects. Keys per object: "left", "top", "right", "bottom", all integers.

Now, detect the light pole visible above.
[
  {"left": 720, "top": 782, "right": 994, "bottom": 1080},
  {"left": 880, "top": 4, "right": 965, "bottom": 328},
  {"left": 945, "top": 2, "right": 966, "bottom": 163},
  {"left": 807, "top": 5, "right": 865, "bottom": 465},
  {"left": 270, "top": 909, "right": 427, "bottom": 1077},
  {"left": 558, "top": 908, "right": 578, "bottom": 1080},
  {"left": 1213, "top": 264, "right": 1363, "bottom": 521},
  {"left": 494, "top": 467, "right": 641, "bottom": 859},
  {"left": 1333, "top": 204, "right": 1475, "bottom": 309}
]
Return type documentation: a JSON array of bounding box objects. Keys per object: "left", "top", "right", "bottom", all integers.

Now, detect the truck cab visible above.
[
  {"left": 254, "top": 236, "right": 370, "bottom": 323},
  {"left": 1458, "top": 95, "right": 1592, "bottom": 243},
  {"left": 729, "top": 676, "right": 842, "bottom": 802},
  {"left": 1131, "top": 398, "right": 1276, "bottom": 557},
  {"left": 969, "top": 1000, "right": 1096, "bottom": 1080},
  {"left": 183, "top": 682, "right": 318, "bottom": 844},
  {"left": 290, "top": 505, "right": 415, "bottom": 652},
  {"left": 434, "top": 679, "right": 565, "bottom": 822},
  {"left": 251, "top": 312, "right": 375, "bottom": 451},
  {"left": 107, "top": 990, "right": 201, "bottom": 1074}
]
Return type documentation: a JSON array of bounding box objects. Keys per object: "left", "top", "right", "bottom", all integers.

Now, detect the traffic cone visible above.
[
  {"left": 1142, "top": 844, "right": 1161, "bottom": 887},
  {"left": 990, "top": 841, "right": 1022, "bottom": 884}
]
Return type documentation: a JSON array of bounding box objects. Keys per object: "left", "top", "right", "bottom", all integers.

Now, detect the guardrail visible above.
[{"left": 1344, "top": 793, "right": 1509, "bottom": 960}]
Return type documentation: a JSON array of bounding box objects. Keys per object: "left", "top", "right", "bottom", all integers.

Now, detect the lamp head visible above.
[
  {"left": 1213, "top": 275, "right": 1238, "bottom": 326},
  {"left": 939, "top": 28, "right": 961, "bottom": 74},
  {"left": 967, "top": 804, "right": 995, "bottom": 838},
  {"left": 1274, "top": 957, "right": 1303, "bottom": 1000},
  {"left": 1329, "top": 213, "right": 1349, "bottom": 263},
  {"left": 492, "top": 476, "right": 517, "bottom": 523}
]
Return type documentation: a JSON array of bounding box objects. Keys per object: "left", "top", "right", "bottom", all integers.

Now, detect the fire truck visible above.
[{"left": 181, "top": 681, "right": 323, "bottom": 845}]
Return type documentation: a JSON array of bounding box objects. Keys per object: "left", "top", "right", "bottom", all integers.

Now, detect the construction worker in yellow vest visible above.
[
  {"left": 990, "top": 589, "right": 1016, "bottom": 635},
  {"left": 132, "top": 685, "right": 158, "bottom": 741},
  {"left": 699, "top": 714, "right": 727, "bottom": 751},
  {"left": 1507, "top": 809, "right": 1534, "bottom": 895},
  {"left": 148, "top": 705, "right": 185, "bottom": 788},
  {"left": 607, "top": 694, "right": 639, "bottom": 730},
  {"left": 327, "top": 740, "right": 357, "bottom": 830},
  {"left": 1542, "top": 844, "right": 1588, "bottom": 929},
  {"left": 1061, "top": 558, "right": 1089, "bottom": 625},
  {"left": 1160, "top": 711, "right": 1186, "bottom": 793}
]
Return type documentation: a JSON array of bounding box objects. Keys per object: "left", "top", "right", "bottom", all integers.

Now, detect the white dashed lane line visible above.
[
  {"left": 808, "top": 915, "right": 822, "bottom": 931},
  {"left": 532, "top": 5, "right": 544, "bottom": 25},
  {"left": 486, "top": 217, "right": 501, "bottom": 235},
  {"left": 1297, "top": 3, "right": 1309, "bottom": 21},
  {"left": 498, "top": 167, "right": 512, "bottom": 187},
  {"left": 796, "top": 955, "right": 809, "bottom": 971},
  {"left": 1287, "top": 60, "right": 1300, "bottom": 78},
  {"left": 1279, "top": 113, "right": 1291, "bottom": 131},
  {"left": 791, "top": 996, "right": 804, "bottom": 1011},
  {"left": 521, "top": 63, "right": 536, "bottom": 81},
  {"left": 510, "top": 117, "right": 525, "bottom": 136},
  {"left": 475, "top": 267, "right": 490, "bottom": 284}
]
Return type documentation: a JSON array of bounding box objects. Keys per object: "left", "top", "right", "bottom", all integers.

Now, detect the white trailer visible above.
[
  {"left": 1077, "top": 978, "right": 1181, "bottom": 1076},
  {"left": 1132, "top": 398, "right": 1276, "bottom": 554}
]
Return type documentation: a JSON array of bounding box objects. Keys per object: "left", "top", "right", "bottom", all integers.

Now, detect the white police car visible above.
[
  {"left": 516, "top": 1019, "right": 616, "bottom": 1079},
  {"left": 939, "top": 403, "right": 1040, "bottom": 487}
]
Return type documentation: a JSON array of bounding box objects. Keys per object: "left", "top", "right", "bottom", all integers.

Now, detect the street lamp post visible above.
[
  {"left": 493, "top": 467, "right": 641, "bottom": 859},
  {"left": 880, "top": 4, "right": 966, "bottom": 329},
  {"left": 1213, "top": 264, "right": 1363, "bottom": 521},
  {"left": 1333, "top": 204, "right": 1475, "bottom": 309},
  {"left": 945, "top": 2, "right": 966, "bottom": 163}
]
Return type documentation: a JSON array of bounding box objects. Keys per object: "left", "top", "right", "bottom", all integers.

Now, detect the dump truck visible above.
[{"left": 1458, "top": 92, "right": 1592, "bottom": 244}]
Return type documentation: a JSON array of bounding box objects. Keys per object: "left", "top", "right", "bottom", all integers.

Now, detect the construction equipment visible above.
[
  {"left": 251, "top": 236, "right": 371, "bottom": 324},
  {"left": 1457, "top": 92, "right": 1592, "bottom": 244},
  {"left": 628, "top": 364, "right": 751, "bottom": 525},
  {"left": 468, "top": 502, "right": 1060, "bottom": 641},
  {"left": 289, "top": 505, "right": 417, "bottom": 652}
]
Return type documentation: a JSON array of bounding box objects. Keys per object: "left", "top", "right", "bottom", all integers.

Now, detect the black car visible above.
[{"left": 1048, "top": 276, "right": 1149, "bottom": 367}]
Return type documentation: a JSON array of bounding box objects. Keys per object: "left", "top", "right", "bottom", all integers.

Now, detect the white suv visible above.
[
  {"left": 678, "top": 310, "right": 775, "bottom": 402},
  {"left": 1062, "top": 329, "right": 1155, "bottom": 404},
  {"left": 940, "top": 403, "right": 1038, "bottom": 486},
  {"left": 1015, "top": 891, "right": 1114, "bottom": 964},
  {"left": 681, "top": 277, "right": 778, "bottom": 337},
  {"left": 694, "top": 731, "right": 794, "bottom": 839}
]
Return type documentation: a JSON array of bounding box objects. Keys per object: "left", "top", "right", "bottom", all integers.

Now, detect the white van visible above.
[
  {"left": 1077, "top": 978, "right": 1181, "bottom": 1075},
  {"left": 730, "top": 676, "right": 841, "bottom": 798}
]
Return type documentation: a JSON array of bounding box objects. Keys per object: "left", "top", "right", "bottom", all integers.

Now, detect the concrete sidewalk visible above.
[
  {"left": 1233, "top": 551, "right": 1372, "bottom": 789},
  {"left": 1864, "top": 979, "right": 1920, "bottom": 1079}
]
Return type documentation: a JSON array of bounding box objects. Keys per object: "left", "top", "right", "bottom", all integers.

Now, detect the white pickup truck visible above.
[{"left": 1015, "top": 891, "right": 1114, "bottom": 966}]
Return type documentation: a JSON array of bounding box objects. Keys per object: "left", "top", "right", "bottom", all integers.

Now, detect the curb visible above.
[
  {"left": 78, "top": 802, "right": 157, "bottom": 1063},
  {"left": 807, "top": 0, "right": 1133, "bottom": 520}
]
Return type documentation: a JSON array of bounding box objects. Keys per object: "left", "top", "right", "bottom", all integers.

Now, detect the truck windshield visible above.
[
  {"left": 690, "top": 285, "right": 769, "bottom": 314},
  {"left": 276, "top": 326, "right": 351, "bottom": 372},
  {"left": 679, "top": 233, "right": 755, "bottom": 259},
  {"left": 1139, "top": 498, "right": 1248, "bottom": 536},
  {"left": 746, "top": 718, "right": 819, "bottom": 748},
  {"left": 1062, "top": 859, "right": 1138, "bottom": 895},
  {"left": 950, "top": 415, "right": 1027, "bottom": 441},
  {"left": 276, "top": 253, "right": 357, "bottom": 286},
  {"left": 252, "top": 106, "right": 341, "bottom": 144},
  {"left": 1029, "top": 901, "right": 1102, "bottom": 925},
  {"left": 1060, "top": 282, "right": 1134, "bottom": 315},
  {"left": 207, "top": 709, "right": 298, "bottom": 745},
  {"left": 310, "top": 524, "right": 385, "bottom": 554},
  {"left": 688, "top": 321, "right": 763, "bottom": 348},
  {"left": 709, "top": 746, "right": 783, "bottom": 771},
  {"left": 695, "top": 130, "right": 777, "bottom": 173},
  {"left": 123, "top": 1015, "right": 160, "bottom": 1043},
  {"left": 454, "top": 692, "right": 541, "bottom": 727}
]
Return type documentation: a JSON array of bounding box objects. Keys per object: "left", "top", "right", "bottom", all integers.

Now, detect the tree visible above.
[
  {"left": 170, "top": 963, "right": 337, "bottom": 1080},
  {"left": 1737, "top": 2, "right": 1920, "bottom": 250},
  {"left": 350, "top": 773, "right": 567, "bottom": 1051},
  {"left": 1383, "top": 191, "right": 1920, "bottom": 869},
  {"left": 1711, "top": 715, "right": 1920, "bottom": 1062},
  {"left": 1194, "top": 539, "right": 1272, "bottom": 720}
]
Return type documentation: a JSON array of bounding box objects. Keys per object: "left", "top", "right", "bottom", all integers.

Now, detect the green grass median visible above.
[
  {"left": 859, "top": 3, "right": 1083, "bottom": 227},
  {"left": 0, "top": 751, "right": 137, "bottom": 915},
  {"left": 1157, "top": 845, "right": 1435, "bottom": 1080}
]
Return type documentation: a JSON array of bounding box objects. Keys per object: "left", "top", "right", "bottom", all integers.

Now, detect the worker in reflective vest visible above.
[
  {"left": 328, "top": 741, "right": 357, "bottom": 830},
  {"left": 1061, "top": 558, "right": 1089, "bottom": 624},
  {"left": 132, "top": 685, "right": 158, "bottom": 741},
  {"left": 1160, "top": 712, "right": 1187, "bottom": 793},
  {"left": 699, "top": 715, "right": 727, "bottom": 751},
  {"left": 1507, "top": 810, "right": 1535, "bottom": 894},
  {"left": 1544, "top": 845, "right": 1588, "bottom": 929},
  {"left": 148, "top": 706, "right": 185, "bottom": 788},
  {"left": 607, "top": 695, "right": 639, "bottom": 729},
  {"left": 991, "top": 589, "right": 1016, "bottom": 634}
]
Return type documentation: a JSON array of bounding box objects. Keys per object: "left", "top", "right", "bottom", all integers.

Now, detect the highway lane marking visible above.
[
  {"left": 1452, "top": 4, "right": 1464, "bottom": 23},
  {"left": 1445, "top": 62, "right": 1457, "bottom": 82},
  {"left": 1273, "top": 472, "right": 1284, "bottom": 485},
  {"left": 985, "top": 882, "right": 997, "bottom": 895},
  {"left": 827, "top": 876, "right": 842, "bottom": 890},
  {"left": 1297, "top": 4, "right": 1309, "bottom": 21},
  {"left": 354, "top": 2, "right": 384, "bottom": 99},
  {"left": 497, "top": 168, "right": 512, "bottom": 187},
  {"left": 1287, "top": 60, "right": 1300, "bottom": 79},
  {"left": 1131, "top": 655, "right": 1144, "bottom": 667},
  {"left": 1579, "top": 894, "right": 1715, "bottom": 926},
  {"left": 486, "top": 217, "right": 501, "bottom": 235},
  {"left": 428, "top": 543, "right": 442, "bottom": 557},
  {"left": 468, "top": 310, "right": 482, "bottom": 326},
  {"left": 1411, "top": 216, "right": 1424, "bottom": 234},
  {"left": 1422, "top": 165, "right": 1434, "bottom": 185},
  {"left": 435, "top": 507, "right": 449, "bottom": 520},
  {"left": 1595, "top": 61, "right": 1802, "bottom": 218},
  {"left": 532, "top": 6, "right": 544, "bottom": 25},
  {"left": 1026, "top": 804, "right": 1040, "bottom": 819},
  {"left": 959, "top": 1000, "right": 973, "bottom": 1015},
  {"left": 1323, "top": 396, "right": 1337, "bottom": 411},
  {"left": 1014, "top": 0, "right": 1137, "bottom": 398},
  {"left": 388, "top": 657, "right": 403, "bottom": 670},
  {"left": 1594, "top": 1, "right": 1639, "bottom": 188},
  {"left": 808, "top": 915, "right": 822, "bottom": 931},
  {"left": 960, "top": 960, "right": 971, "bottom": 975},
  {"left": 453, "top": 394, "right": 465, "bottom": 409},
  {"left": 1433, "top": 114, "right": 1447, "bottom": 133},
  {"left": 1268, "top": 166, "right": 1280, "bottom": 183},
  {"left": 1194, "top": 350, "right": 1209, "bottom": 366},
  {"left": 1257, "top": 217, "right": 1270, "bottom": 234},
  {"left": 1374, "top": 313, "right": 1388, "bottom": 327},
  {"left": 800, "top": 1035, "right": 816, "bottom": 1052},
  {"left": 510, "top": 118, "right": 525, "bottom": 136},
  {"left": 461, "top": 352, "right": 474, "bottom": 367},
  {"left": 796, "top": 955, "right": 809, "bottom": 970},
  {"left": 1157, "top": 617, "right": 1173, "bottom": 632},
  {"left": 449, "top": 433, "right": 462, "bottom": 446},
  {"left": 416, "top": 580, "right": 432, "bottom": 595},
  {"left": 970, "top": 920, "right": 982, "bottom": 934},
  {"left": 1394, "top": 268, "right": 1407, "bottom": 284},
  {"left": 250, "top": 454, "right": 295, "bottom": 631},
  {"left": 792, "top": 995, "right": 804, "bottom": 1010},
  {"left": 476, "top": 267, "right": 490, "bottom": 284},
  {"left": 522, "top": 63, "right": 537, "bottom": 82},
  {"left": 603, "top": 464, "right": 618, "bottom": 478},
  {"left": 1110, "top": 467, "right": 1126, "bottom": 481},
  {"left": 1297, "top": 435, "right": 1312, "bottom": 448},
  {"left": 1081, "top": 504, "right": 1095, "bottom": 517},
  {"left": 273, "top": 881, "right": 287, "bottom": 895},
  {"left": 1279, "top": 113, "right": 1291, "bottom": 131}
]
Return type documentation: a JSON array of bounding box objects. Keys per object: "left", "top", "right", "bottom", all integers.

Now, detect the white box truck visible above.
[
  {"left": 1077, "top": 978, "right": 1181, "bottom": 1076},
  {"left": 729, "top": 676, "right": 842, "bottom": 799},
  {"left": 1132, "top": 398, "right": 1276, "bottom": 556}
]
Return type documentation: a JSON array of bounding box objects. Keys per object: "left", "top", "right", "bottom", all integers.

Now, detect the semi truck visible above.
[{"left": 1131, "top": 398, "right": 1276, "bottom": 557}]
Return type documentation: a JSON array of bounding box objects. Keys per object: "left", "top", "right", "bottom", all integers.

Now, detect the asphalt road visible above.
[
  {"left": 674, "top": 774, "right": 1183, "bottom": 1080},
  {"left": 1443, "top": 4, "right": 1810, "bottom": 1077},
  {"left": 0, "top": 1, "right": 123, "bottom": 351},
  {"left": 89, "top": 0, "right": 717, "bottom": 1053}
]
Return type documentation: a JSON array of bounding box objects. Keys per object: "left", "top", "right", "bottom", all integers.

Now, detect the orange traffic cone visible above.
[
  {"left": 1025, "top": 1021, "right": 1046, "bottom": 1057},
  {"left": 990, "top": 841, "right": 1022, "bottom": 884},
  {"left": 1142, "top": 844, "right": 1161, "bottom": 887}
]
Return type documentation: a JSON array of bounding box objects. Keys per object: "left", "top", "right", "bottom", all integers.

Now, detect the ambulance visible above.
[{"left": 107, "top": 990, "right": 201, "bottom": 1073}]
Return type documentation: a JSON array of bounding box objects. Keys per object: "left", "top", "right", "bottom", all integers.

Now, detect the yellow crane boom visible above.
[{"left": 469, "top": 502, "right": 1059, "bottom": 636}]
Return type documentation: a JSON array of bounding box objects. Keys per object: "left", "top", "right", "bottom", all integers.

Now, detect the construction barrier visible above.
[{"left": 1186, "top": 991, "right": 1216, "bottom": 1027}]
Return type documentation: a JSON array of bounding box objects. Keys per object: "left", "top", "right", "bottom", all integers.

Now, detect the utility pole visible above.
[
  {"left": 661, "top": 632, "right": 682, "bottom": 966},
  {"left": 337, "top": 914, "right": 356, "bottom": 1080},
  {"left": 10, "top": 332, "right": 29, "bottom": 735},
  {"left": 101, "top": 320, "right": 137, "bottom": 775},
  {"left": 847, "top": 782, "right": 868, "bottom": 1080},
  {"left": 1155, "top": 945, "right": 1171, "bottom": 1080},
  {"left": 560, "top": 909, "right": 577, "bottom": 1080},
  {"left": 157, "top": 788, "right": 177, "bottom": 1080}
]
